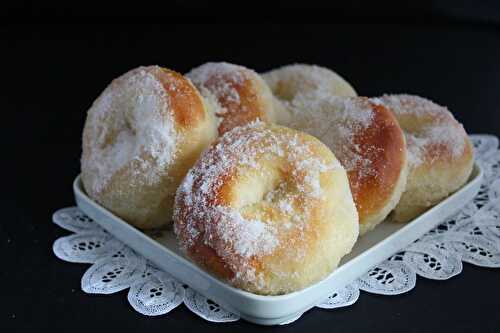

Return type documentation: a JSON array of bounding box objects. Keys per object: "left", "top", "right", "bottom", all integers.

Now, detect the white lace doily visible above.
[{"left": 52, "top": 134, "right": 500, "bottom": 324}]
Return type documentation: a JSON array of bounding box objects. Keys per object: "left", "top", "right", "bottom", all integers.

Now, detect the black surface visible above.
[{"left": 2, "top": 24, "right": 500, "bottom": 332}]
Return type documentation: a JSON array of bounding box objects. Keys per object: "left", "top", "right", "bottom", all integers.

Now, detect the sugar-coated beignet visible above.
[
  {"left": 187, "top": 62, "right": 277, "bottom": 135},
  {"left": 263, "top": 64, "right": 357, "bottom": 123},
  {"left": 81, "top": 66, "right": 217, "bottom": 229},
  {"left": 174, "top": 122, "right": 359, "bottom": 295},
  {"left": 379, "top": 94, "right": 474, "bottom": 222}
]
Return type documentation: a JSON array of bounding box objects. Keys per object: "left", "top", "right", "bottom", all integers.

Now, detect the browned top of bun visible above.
[
  {"left": 349, "top": 100, "right": 407, "bottom": 219},
  {"left": 187, "top": 62, "right": 275, "bottom": 135}
]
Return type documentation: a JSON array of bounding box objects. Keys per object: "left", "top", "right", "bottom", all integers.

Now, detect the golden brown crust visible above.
[
  {"left": 186, "top": 62, "right": 276, "bottom": 135},
  {"left": 155, "top": 68, "right": 207, "bottom": 127},
  {"left": 188, "top": 239, "right": 235, "bottom": 281},
  {"left": 350, "top": 101, "right": 407, "bottom": 222}
]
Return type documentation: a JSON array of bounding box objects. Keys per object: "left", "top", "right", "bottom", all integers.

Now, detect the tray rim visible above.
[{"left": 73, "top": 163, "right": 483, "bottom": 324}]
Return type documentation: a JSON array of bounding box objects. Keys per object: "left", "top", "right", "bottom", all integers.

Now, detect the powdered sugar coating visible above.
[
  {"left": 263, "top": 63, "right": 357, "bottom": 101},
  {"left": 210, "top": 207, "right": 279, "bottom": 258},
  {"left": 81, "top": 66, "right": 177, "bottom": 197},
  {"left": 174, "top": 122, "right": 342, "bottom": 290},
  {"left": 285, "top": 94, "right": 376, "bottom": 192},
  {"left": 379, "top": 94, "right": 467, "bottom": 167},
  {"left": 187, "top": 62, "right": 246, "bottom": 107}
]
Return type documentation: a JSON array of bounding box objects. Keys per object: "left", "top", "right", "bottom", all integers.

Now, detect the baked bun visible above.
[
  {"left": 81, "top": 66, "right": 217, "bottom": 229},
  {"left": 262, "top": 64, "right": 357, "bottom": 99},
  {"left": 379, "top": 94, "right": 474, "bottom": 222},
  {"left": 186, "top": 62, "right": 277, "bottom": 135},
  {"left": 174, "top": 122, "right": 359, "bottom": 295},
  {"left": 263, "top": 64, "right": 357, "bottom": 123},
  {"left": 277, "top": 94, "right": 408, "bottom": 234}
]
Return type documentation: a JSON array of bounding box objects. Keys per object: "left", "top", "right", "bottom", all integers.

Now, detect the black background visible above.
[{"left": 2, "top": 21, "right": 500, "bottom": 332}]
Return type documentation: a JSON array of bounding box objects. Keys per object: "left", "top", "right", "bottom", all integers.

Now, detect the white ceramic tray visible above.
[{"left": 73, "top": 164, "right": 482, "bottom": 325}]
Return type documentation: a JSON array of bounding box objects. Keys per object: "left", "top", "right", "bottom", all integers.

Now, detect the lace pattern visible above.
[{"left": 52, "top": 134, "right": 500, "bottom": 324}]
